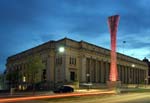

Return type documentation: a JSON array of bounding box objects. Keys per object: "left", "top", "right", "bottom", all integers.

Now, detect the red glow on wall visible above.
[{"left": 108, "top": 15, "right": 120, "bottom": 82}]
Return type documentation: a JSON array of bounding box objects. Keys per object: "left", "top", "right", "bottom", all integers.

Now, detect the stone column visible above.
[
  {"left": 138, "top": 69, "right": 140, "bottom": 84},
  {"left": 95, "top": 60, "right": 99, "bottom": 83},
  {"left": 99, "top": 61, "right": 101, "bottom": 83},
  {"left": 93, "top": 60, "right": 96, "bottom": 83},
  {"left": 117, "top": 65, "right": 120, "bottom": 81},
  {"left": 139, "top": 69, "right": 141, "bottom": 84},
  {"left": 125, "top": 67, "right": 127, "bottom": 84},
  {"left": 81, "top": 57, "right": 86, "bottom": 82},
  {"left": 123, "top": 66, "right": 126, "bottom": 84},
  {"left": 144, "top": 70, "right": 146, "bottom": 83},
  {"left": 90, "top": 58, "right": 92, "bottom": 82},
  {"left": 132, "top": 68, "right": 134, "bottom": 84},
  {"left": 49, "top": 54, "right": 55, "bottom": 82},
  {"left": 121, "top": 66, "right": 124, "bottom": 84},
  {"left": 128, "top": 67, "right": 130, "bottom": 84},
  {"left": 46, "top": 57, "right": 51, "bottom": 82},
  {"left": 86, "top": 58, "right": 90, "bottom": 82},
  {"left": 101, "top": 60, "right": 104, "bottom": 83},
  {"left": 127, "top": 67, "right": 129, "bottom": 84},
  {"left": 136, "top": 69, "right": 138, "bottom": 84},
  {"left": 48, "top": 51, "right": 55, "bottom": 88},
  {"left": 120, "top": 66, "right": 122, "bottom": 83},
  {"left": 130, "top": 68, "right": 133, "bottom": 84},
  {"left": 134, "top": 69, "right": 135, "bottom": 84},
  {"left": 106, "top": 62, "right": 109, "bottom": 81},
  {"left": 135, "top": 69, "right": 137, "bottom": 84},
  {"left": 103, "top": 61, "right": 106, "bottom": 83},
  {"left": 127, "top": 67, "right": 130, "bottom": 84}
]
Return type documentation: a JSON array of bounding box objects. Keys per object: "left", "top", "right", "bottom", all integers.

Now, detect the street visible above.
[
  {"left": 0, "top": 90, "right": 115, "bottom": 103},
  {"left": 7, "top": 93, "right": 150, "bottom": 103}
]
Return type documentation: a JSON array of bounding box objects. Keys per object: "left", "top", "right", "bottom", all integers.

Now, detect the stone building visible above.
[
  {"left": 143, "top": 57, "right": 150, "bottom": 84},
  {"left": 6, "top": 38, "right": 148, "bottom": 89}
]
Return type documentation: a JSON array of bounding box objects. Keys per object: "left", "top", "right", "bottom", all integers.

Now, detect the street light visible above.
[
  {"left": 86, "top": 73, "right": 90, "bottom": 83},
  {"left": 131, "top": 64, "right": 135, "bottom": 68},
  {"left": 145, "top": 78, "right": 148, "bottom": 88},
  {"left": 86, "top": 73, "right": 91, "bottom": 90},
  {"left": 58, "top": 47, "right": 65, "bottom": 53}
]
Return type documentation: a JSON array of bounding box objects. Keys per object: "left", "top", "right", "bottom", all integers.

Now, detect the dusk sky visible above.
[{"left": 0, "top": 0, "right": 150, "bottom": 72}]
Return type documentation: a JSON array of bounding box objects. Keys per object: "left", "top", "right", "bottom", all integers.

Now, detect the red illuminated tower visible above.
[{"left": 108, "top": 15, "right": 120, "bottom": 82}]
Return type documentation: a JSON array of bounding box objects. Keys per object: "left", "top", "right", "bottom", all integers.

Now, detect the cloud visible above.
[{"left": 0, "top": 0, "right": 150, "bottom": 72}]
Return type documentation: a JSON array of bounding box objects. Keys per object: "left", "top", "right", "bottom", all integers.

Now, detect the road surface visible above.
[{"left": 12, "top": 93, "right": 150, "bottom": 103}]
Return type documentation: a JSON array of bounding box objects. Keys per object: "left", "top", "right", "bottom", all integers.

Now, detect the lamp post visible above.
[
  {"left": 86, "top": 73, "right": 90, "bottom": 90},
  {"left": 145, "top": 78, "right": 148, "bottom": 88},
  {"left": 86, "top": 73, "right": 90, "bottom": 83}
]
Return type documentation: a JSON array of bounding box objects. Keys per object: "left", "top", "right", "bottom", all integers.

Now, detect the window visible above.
[
  {"left": 69, "top": 57, "right": 76, "bottom": 65},
  {"left": 56, "top": 57, "right": 62, "bottom": 65},
  {"left": 42, "top": 69, "right": 46, "bottom": 80}
]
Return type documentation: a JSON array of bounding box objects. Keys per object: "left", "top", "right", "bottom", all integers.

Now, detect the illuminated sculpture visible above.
[{"left": 108, "top": 15, "right": 120, "bottom": 82}]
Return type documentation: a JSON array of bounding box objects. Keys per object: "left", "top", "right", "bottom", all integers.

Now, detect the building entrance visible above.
[{"left": 70, "top": 71, "right": 75, "bottom": 81}]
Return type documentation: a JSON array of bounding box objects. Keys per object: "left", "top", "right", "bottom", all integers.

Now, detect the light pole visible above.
[
  {"left": 145, "top": 78, "right": 148, "bottom": 88},
  {"left": 86, "top": 73, "right": 90, "bottom": 90},
  {"left": 86, "top": 73, "right": 90, "bottom": 83}
]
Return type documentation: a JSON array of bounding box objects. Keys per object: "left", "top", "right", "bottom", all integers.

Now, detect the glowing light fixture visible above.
[
  {"left": 131, "top": 64, "right": 135, "bottom": 68},
  {"left": 59, "top": 47, "right": 65, "bottom": 53},
  {"left": 19, "top": 85, "right": 22, "bottom": 90},
  {"left": 23, "top": 76, "right": 26, "bottom": 82}
]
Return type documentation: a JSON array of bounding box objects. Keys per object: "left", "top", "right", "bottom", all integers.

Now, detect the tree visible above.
[
  {"left": 6, "top": 70, "right": 20, "bottom": 88},
  {"left": 26, "top": 55, "right": 45, "bottom": 94},
  {"left": 0, "top": 73, "right": 4, "bottom": 90}
]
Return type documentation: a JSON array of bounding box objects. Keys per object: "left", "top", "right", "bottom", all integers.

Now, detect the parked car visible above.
[{"left": 53, "top": 85, "right": 74, "bottom": 93}]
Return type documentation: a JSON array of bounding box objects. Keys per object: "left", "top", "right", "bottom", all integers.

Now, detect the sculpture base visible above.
[{"left": 107, "top": 81, "right": 121, "bottom": 90}]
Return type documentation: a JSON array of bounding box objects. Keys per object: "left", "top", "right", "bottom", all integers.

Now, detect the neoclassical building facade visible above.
[{"left": 6, "top": 38, "right": 148, "bottom": 89}]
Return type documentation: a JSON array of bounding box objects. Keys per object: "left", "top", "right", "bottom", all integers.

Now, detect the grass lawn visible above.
[{"left": 121, "top": 88, "right": 150, "bottom": 93}]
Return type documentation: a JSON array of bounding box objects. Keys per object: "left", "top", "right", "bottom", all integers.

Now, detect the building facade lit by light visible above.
[{"left": 6, "top": 38, "right": 149, "bottom": 89}]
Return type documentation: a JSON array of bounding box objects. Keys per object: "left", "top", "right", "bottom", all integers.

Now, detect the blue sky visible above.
[{"left": 0, "top": 0, "right": 150, "bottom": 72}]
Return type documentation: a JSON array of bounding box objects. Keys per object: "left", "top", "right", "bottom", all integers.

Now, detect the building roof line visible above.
[{"left": 7, "top": 37, "right": 145, "bottom": 64}]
